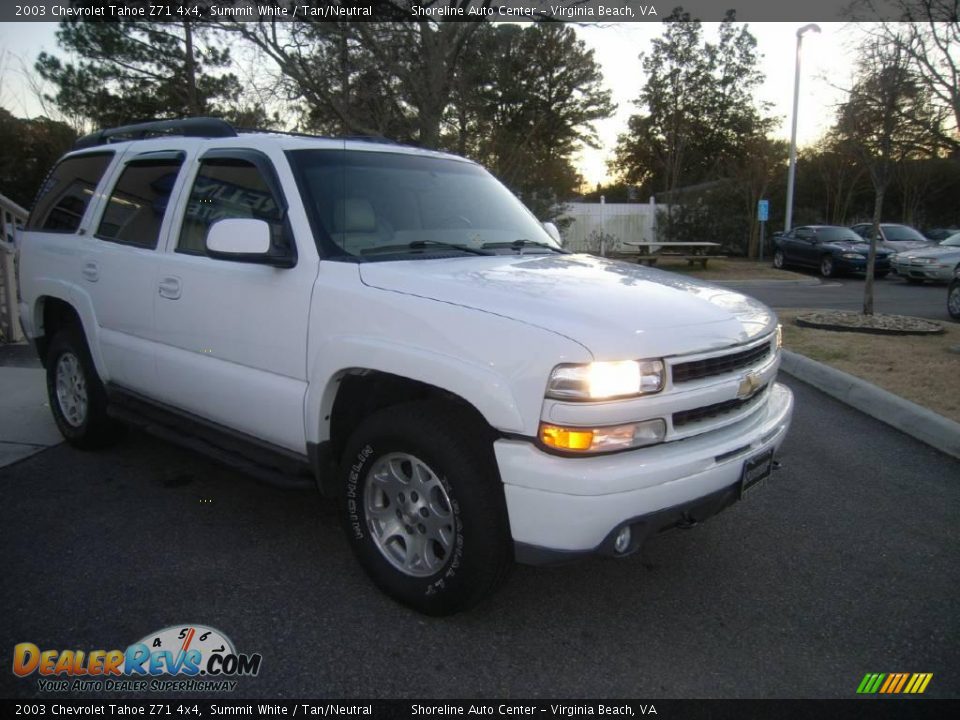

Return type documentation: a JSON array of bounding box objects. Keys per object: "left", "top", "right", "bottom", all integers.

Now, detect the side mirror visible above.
[
  {"left": 772, "top": 231, "right": 784, "bottom": 239},
  {"left": 206, "top": 218, "right": 295, "bottom": 268},
  {"left": 542, "top": 221, "right": 562, "bottom": 247}
]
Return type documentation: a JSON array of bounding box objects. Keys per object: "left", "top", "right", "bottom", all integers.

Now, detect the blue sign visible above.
[{"left": 757, "top": 199, "right": 769, "bottom": 222}]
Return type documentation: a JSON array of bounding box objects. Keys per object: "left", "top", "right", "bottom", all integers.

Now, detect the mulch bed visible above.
[{"left": 795, "top": 311, "right": 944, "bottom": 336}]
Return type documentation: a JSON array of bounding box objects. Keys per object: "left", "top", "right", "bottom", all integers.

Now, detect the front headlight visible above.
[{"left": 547, "top": 359, "right": 665, "bottom": 401}]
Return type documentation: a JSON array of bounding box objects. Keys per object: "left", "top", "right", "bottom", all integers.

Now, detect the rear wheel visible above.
[
  {"left": 45, "top": 325, "right": 118, "bottom": 448},
  {"left": 820, "top": 255, "right": 835, "bottom": 278},
  {"left": 338, "top": 401, "right": 513, "bottom": 615},
  {"left": 875, "top": 271, "right": 889, "bottom": 279},
  {"left": 773, "top": 250, "right": 786, "bottom": 270}
]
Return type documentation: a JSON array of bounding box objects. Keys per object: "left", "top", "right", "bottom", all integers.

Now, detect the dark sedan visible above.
[{"left": 773, "top": 226, "right": 893, "bottom": 278}]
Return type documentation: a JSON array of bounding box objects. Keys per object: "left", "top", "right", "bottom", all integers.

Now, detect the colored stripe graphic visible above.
[{"left": 858, "top": 673, "right": 933, "bottom": 694}]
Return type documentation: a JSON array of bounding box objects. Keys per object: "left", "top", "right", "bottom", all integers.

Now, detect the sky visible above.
[{"left": 0, "top": 20, "right": 860, "bottom": 187}]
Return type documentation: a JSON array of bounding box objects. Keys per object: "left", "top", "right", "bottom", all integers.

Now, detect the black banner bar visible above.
[
  {"left": 1, "top": 699, "right": 959, "bottom": 719},
  {"left": 0, "top": 0, "right": 948, "bottom": 24}
]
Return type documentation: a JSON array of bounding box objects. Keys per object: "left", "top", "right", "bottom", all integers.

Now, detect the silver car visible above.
[{"left": 891, "top": 232, "right": 960, "bottom": 283}]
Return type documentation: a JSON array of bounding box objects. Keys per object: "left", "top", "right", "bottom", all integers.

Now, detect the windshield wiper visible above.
[
  {"left": 361, "top": 240, "right": 493, "bottom": 256},
  {"left": 481, "top": 239, "right": 564, "bottom": 253}
]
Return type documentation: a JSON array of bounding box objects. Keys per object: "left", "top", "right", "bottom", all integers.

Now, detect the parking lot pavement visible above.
[
  {"left": 1, "top": 376, "right": 957, "bottom": 699},
  {"left": 725, "top": 274, "right": 953, "bottom": 322}
]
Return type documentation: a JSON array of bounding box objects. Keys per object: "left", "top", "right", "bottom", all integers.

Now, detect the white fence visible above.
[
  {"left": 1, "top": 192, "right": 28, "bottom": 343},
  {"left": 558, "top": 201, "right": 662, "bottom": 253}
]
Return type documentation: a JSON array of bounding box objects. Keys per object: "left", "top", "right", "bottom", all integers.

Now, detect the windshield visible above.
[
  {"left": 817, "top": 228, "right": 862, "bottom": 242},
  {"left": 288, "top": 149, "right": 560, "bottom": 259},
  {"left": 883, "top": 225, "right": 927, "bottom": 242},
  {"left": 941, "top": 233, "right": 960, "bottom": 247}
]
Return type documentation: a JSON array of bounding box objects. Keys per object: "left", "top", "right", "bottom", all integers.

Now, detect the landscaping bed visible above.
[{"left": 777, "top": 309, "right": 960, "bottom": 423}]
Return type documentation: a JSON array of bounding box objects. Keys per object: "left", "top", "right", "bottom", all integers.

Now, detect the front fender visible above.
[{"left": 304, "top": 277, "right": 592, "bottom": 443}]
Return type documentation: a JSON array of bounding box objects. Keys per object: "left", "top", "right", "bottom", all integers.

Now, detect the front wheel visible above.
[
  {"left": 338, "top": 401, "right": 513, "bottom": 615},
  {"left": 820, "top": 255, "right": 835, "bottom": 278},
  {"left": 875, "top": 271, "right": 889, "bottom": 279},
  {"left": 948, "top": 281, "right": 960, "bottom": 320},
  {"left": 773, "top": 250, "right": 786, "bottom": 270}
]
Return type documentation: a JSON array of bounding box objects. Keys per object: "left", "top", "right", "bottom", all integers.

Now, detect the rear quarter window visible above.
[{"left": 26, "top": 152, "right": 114, "bottom": 233}]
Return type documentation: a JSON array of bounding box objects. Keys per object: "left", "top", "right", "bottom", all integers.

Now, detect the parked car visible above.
[
  {"left": 949, "top": 270, "right": 960, "bottom": 320},
  {"left": 924, "top": 227, "right": 959, "bottom": 242},
  {"left": 890, "top": 232, "right": 960, "bottom": 283},
  {"left": 850, "top": 223, "right": 935, "bottom": 253},
  {"left": 15, "top": 118, "right": 793, "bottom": 615},
  {"left": 772, "top": 225, "right": 892, "bottom": 278}
]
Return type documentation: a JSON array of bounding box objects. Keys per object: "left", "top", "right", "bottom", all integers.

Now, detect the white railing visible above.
[{"left": 1, "top": 192, "right": 29, "bottom": 343}]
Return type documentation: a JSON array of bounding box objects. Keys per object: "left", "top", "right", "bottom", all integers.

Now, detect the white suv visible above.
[{"left": 16, "top": 119, "right": 793, "bottom": 615}]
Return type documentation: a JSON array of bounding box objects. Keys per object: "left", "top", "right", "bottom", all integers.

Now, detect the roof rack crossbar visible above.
[
  {"left": 235, "top": 127, "right": 400, "bottom": 145},
  {"left": 73, "top": 118, "right": 237, "bottom": 150}
]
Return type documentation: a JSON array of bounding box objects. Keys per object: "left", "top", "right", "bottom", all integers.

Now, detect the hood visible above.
[
  {"left": 885, "top": 240, "right": 936, "bottom": 252},
  {"left": 832, "top": 241, "right": 890, "bottom": 256},
  {"left": 899, "top": 246, "right": 960, "bottom": 259},
  {"left": 359, "top": 253, "right": 777, "bottom": 359}
]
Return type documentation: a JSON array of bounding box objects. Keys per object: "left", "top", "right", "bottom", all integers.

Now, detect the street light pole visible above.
[{"left": 784, "top": 23, "right": 821, "bottom": 233}]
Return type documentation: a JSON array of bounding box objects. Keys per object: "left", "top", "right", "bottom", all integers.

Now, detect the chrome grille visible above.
[
  {"left": 673, "top": 385, "right": 768, "bottom": 428},
  {"left": 672, "top": 342, "right": 771, "bottom": 384}
]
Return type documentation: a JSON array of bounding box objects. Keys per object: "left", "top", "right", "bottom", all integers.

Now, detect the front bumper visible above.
[
  {"left": 496, "top": 382, "right": 793, "bottom": 563},
  {"left": 893, "top": 263, "right": 955, "bottom": 282},
  {"left": 837, "top": 256, "right": 890, "bottom": 273}
]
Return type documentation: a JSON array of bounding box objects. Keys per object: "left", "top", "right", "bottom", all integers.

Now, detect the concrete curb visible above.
[{"left": 780, "top": 350, "right": 960, "bottom": 460}]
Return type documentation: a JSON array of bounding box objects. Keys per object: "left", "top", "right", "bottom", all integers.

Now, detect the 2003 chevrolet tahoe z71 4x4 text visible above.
[{"left": 16, "top": 118, "right": 793, "bottom": 615}]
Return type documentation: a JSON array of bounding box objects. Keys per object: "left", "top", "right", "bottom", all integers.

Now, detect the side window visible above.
[
  {"left": 178, "top": 159, "right": 286, "bottom": 256},
  {"left": 26, "top": 152, "right": 114, "bottom": 233},
  {"left": 96, "top": 157, "right": 184, "bottom": 249},
  {"left": 795, "top": 228, "right": 813, "bottom": 240}
]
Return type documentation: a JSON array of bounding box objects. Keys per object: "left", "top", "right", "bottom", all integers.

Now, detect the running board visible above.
[{"left": 106, "top": 387, "right": 315, "bottom": 491}]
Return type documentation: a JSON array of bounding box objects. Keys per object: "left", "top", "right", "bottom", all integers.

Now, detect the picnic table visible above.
[{"left": 621, "top": 241, "right": 725, "bottom": 268}]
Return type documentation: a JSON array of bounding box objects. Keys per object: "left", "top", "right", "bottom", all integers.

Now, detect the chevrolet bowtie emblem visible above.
[{"left": 737, "top": 372, "right": 762, "bottom": 400}]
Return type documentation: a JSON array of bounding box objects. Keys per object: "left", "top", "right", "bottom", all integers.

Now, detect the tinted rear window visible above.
[
  {"left": 96, "top": 157, "right": 184, "bottom": 249},
  {"left": 26, "top": 152, "right": 114, "bottom": 233}
]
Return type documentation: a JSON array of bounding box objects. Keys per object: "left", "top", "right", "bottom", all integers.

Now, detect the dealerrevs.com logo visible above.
[{"left": 12, "top": 624, "right": 262, "bottom": 693}]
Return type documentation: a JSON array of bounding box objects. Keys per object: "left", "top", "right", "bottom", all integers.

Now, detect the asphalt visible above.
[
  {"left": 723, "top": 272, "right": 954, "bottom": 323},
  {"left": 1, "top": 377, "right": 957, "bottom": 699}
]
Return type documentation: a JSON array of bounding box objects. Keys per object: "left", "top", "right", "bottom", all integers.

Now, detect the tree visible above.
[
  {"left": 35, "top": 17, "right": 246, "bottom": 128},
  {"left": 215, "top": 3, "right": 493, "bottom": 146},
  {"left": 446, "top": 23, "right": 614, "bottom": 217},
  {"left": 850, "top": 0, "right": 960, "bottom": 155},
  {"left": 834, "top": 36, "right": 945, "bottom": 314},
  {"left": 613, "top": 10, "right": 773, "bottom": 193},
  {"left": 0, "top": 109, "right": 76, "bottom": 208},
  {"left": 612, "top": 8, "right": 775, "bottom": 240}
]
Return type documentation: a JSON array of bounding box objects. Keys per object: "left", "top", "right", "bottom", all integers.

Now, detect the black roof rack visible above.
[
  {"left": 73, "top": 118, "right": 237, "bottom": 150},
  {"left": 235, "top": 126, "right": 400, "bottom": 145}
]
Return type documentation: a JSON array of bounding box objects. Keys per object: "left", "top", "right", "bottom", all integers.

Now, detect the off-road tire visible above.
[
  {"left": 338, "top": 401, "right": 513, "bottom": 615},
  {"left": 45, "top": 325, "right": 117, "bottom": 449}
]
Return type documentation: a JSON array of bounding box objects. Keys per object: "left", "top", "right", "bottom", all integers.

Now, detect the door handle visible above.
[
  {"left": 158, "top": 276, "right": 182, "bottom": 300},
  {"left": 82, "top": 262, "right": 99, "bottom": 282}
]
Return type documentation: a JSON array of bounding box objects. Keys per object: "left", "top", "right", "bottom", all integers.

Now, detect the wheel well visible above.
[
  {"left": 36, "top": 297, "right": 82, "bottom": 366},
  {"left": 328, "top": 371, "right": 494, "bottom": 464}
]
